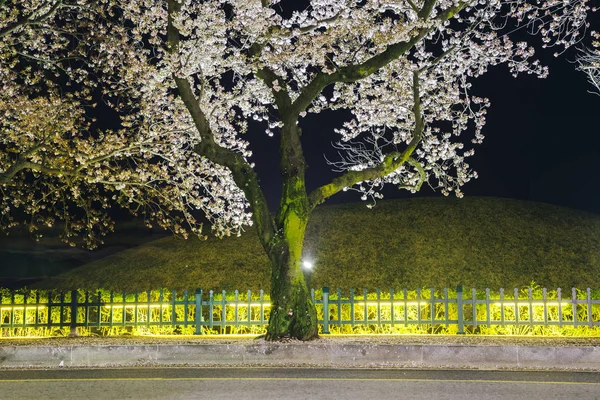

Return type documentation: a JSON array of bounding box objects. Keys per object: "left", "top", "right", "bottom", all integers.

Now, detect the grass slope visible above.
[{"left": 35, "top": 197, "right": 600, "bottom": 292}]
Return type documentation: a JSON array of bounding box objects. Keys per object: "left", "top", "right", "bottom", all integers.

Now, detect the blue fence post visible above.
[
  {"left": 457, "top": 285, "right": 465, "bottom": 335},
  {"left": 322, "top": 287, "right": 330, "bottom": 334},
  {"left": 194, "top": 288, "right": 203, "bottom": 335}
]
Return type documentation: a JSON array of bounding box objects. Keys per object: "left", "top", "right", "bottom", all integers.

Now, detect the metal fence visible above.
[
  {"left": 319, "top": 286, "right": 600, "bottom": 335},
  {"left": 1, "top": 286, "right": 600, "bottom": 336}
]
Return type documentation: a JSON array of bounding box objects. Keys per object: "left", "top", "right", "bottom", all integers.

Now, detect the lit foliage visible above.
[
  {"left": 0, "top": 1, "right": 596, "bottom": 246},
  {"left": 0, "top": 1, "right": 251, "bottom": 247}
]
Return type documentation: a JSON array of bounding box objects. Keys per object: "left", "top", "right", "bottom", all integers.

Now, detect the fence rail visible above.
[{"left": 2, "top": 286, "right": 600, "bottom": 336}]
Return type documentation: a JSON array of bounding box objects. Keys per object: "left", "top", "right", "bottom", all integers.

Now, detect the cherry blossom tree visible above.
[
  {"left": 1, "top": 0, "right": 596, "bottom": 340},
  {"left": 0, "top": 1, "right": 250, "bottom": 247}
]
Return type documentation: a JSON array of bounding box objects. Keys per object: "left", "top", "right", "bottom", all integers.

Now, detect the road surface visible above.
[{"left": 1, "top": 367, "right": 599, "bottom": 399}]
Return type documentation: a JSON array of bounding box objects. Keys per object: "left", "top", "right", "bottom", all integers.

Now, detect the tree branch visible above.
[
  {"left": 308, "top": 70, "right": 426, "bottom": 208},
  {"left": 405, "top": 0, "right": 419, "bottom": 13},
  {"left": 247, "top": 36, "right": 294, "bottom": 115},
  {"left": 250, "top": 3, "right": 312, "bottom": 227},
  {"left": 397, "top": 157, "right": 426, "bottom": 191},
  {"left": 289, "top": 1, "right": 471, "bottom": 118},
  {"left": 418, "top": 0, "right": 438, "bottom": 19},
  {"left": 167, "top": 0, "right": 275, "bottom": 249},
  {"left": 577, "top": 47, "right": 600, "bottom": 96},
  {"left": 0, "top": 0, "right": 64, "bottom": 39},
  {"left": 0, "top": 158, "right": 79, "bottom": 184},
  {"left": 254, "top": 62, "right": 293, "bottom": 116}
]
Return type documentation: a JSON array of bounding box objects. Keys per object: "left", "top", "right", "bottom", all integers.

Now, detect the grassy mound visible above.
[{"left": 34, "top": 197, "right": 600, "bottom": 292}]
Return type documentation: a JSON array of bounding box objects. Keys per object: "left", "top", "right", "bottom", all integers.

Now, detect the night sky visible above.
[
  {"left": 239, "top": 2, "right": 600, "bottom": 215},
  {"left": 250, "top": 49, "right": 600, "bottom": 215}
]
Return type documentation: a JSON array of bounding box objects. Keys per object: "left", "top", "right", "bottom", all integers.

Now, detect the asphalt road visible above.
[{"left": 1, "top": 368, "right": 599, "bottom": 399}]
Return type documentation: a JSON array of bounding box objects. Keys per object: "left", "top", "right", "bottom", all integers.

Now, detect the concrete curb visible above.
[{"left": 2, "top": 343, "right": 600, "bottom": 370}]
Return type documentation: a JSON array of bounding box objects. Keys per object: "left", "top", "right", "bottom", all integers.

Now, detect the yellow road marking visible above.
[{"left": 0, "top": 377, "right": 599, "bottom": 385}]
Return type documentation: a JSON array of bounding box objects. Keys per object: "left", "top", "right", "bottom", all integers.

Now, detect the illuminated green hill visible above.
[{"left": 35, "top": 197, "right": 600, "bottom": 292}]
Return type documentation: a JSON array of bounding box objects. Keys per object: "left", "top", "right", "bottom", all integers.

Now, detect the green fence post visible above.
[
  {"left": 96, "top": 291, "right": 102, "bottom": 330},
  {"left": 572, "top": 287, "right": 578, "bottom": 328},
  {"left": 417, "top": 288, "right": 422, "bottom": 325},
  {"left": 376, "top": 288, "right": 381, "bottom": 327},
  {"left": 322, "top": 287, "right": 330, "bottom": 334},
  {"left": 259, "top": 289, "right": 264, "bottom": 326},
  {"left": 221, "top": 290, "right": 227, "bottom": 334},
  {"left": 350, "top": 288, "right": 355, "bottom": 328},
  {"left": 457, "top": 285, "right": 465, "bottom": 335},
  {"left": 183, "top": 290, "right": 188, "bottom": 328},
  {"left": 60, "top": 292, "right": 65, "bottom": 328},
  {"left": 444, "top": 288, "right": 449, "bottom": 328},
  {"left": 10, "top": 290, "right": 15, "bottom": 331},
  {"left": 146, "top": 290, "right": 151, "bottom": 329},
  {"left": 122, "top": 292, "right": 127, "bottom": 329},
  {"left": 194, "top": 289, "right": 203, "bottom": 335},
  {"left": 234, "top": 290, "right": 239, "bottom": 329},
  {"left": 403, "top": 288, "right": 408, "bottom": 327},
  {"left": 337, "top": 288, "right": 342, "bottom": 327},
  {"left": 499, "top": 288, "right": 505, "bottom": 327},
  {"left": 159, "top": 290, "right": 164, "bottom": 327},
  {"left": 485, "top": 288, "right": 491, "bottom": 328},
  {"left": 430, "top": 288, "right": 435, "bottom": 326},
  {"left": 472, "top": 288, "right": 477, "bottom": 330},
  {"left": 542, "top": 288, "right": 548, "bottom": 326},
  {"left": 514, "top": 288, "right": 519, "bottom": 328},
  {"left": 247, "top": 290, "right": 252, "bottom": 328},
  {"left": 528, "top": 287, "right": 533, "bottom": 328},
  {"left": 47, "top": 291, "right": 53, "bottom": 330},
  {"left": 171, "top": 290, "right": 177, "bottom": 328},
  {"left": 587, "top": 288, "right": 593, "bottom": 328},
  {"left": 209, "top": 290, "right": 214, "bottom": 330},
  {"left": 558, "top": 288, "right": 563, "bottom": 328},
  {"left": 69, "top": 290, "right": 78, "bottom": 337},
  {"left": 134, "top": 292, "right": 139, "bottom": 330},
  {"left": 364, "top": 288, "right": 368, "bottom": 325},
  {"left": 36, "top": 291, "right": 41, "bottom": 327},
  {"left": 390, "top": 288, "right": 395, "bottom": 328}
]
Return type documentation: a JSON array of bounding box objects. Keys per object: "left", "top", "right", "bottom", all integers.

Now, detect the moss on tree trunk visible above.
[{"left": 265, "top": 209, "right": 318, "bottom": 341}]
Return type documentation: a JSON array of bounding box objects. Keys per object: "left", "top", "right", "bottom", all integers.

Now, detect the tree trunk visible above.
[{"left": 265, "top": 211, "right": 318, "bottom": 341}]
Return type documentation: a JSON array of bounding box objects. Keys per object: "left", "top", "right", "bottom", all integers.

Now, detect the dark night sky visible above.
[
  {"left": 235, "top": 0, "right": 599, "bottom": 214},
  {"left": 250, "top": 39, "right": 600, "bottom": 215}
]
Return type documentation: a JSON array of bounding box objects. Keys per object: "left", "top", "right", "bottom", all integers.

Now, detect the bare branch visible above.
[
  {"left": 308, "top": 70, "right": 426, "bottom": 208},
  {"left": 577, "top": 47, "right": 600, "bottom": 95}
]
